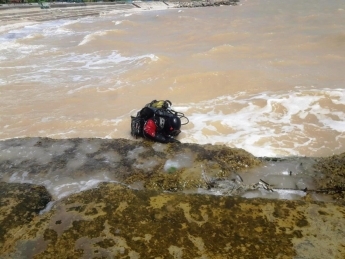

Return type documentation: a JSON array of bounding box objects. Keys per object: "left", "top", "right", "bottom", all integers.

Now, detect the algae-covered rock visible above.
[
  {"left": 0, "top": 182, "right": 52, "bottom": 252},
  {"left": 1, "top": 138, "right": 345, "bottom": 258},
  {"left": 314, "top": 152, "right": 345, "bottom": 200},
  {"left": 0, "top": 138, "right": 261, "bottom": 197},
  {"left": 1, "top": 183, "right": 345, "bottom": 259}
]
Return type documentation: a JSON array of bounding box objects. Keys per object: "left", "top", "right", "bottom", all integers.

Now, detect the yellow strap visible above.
[{"left": 151, "top": 100, "right": 165, "bottom": 109}]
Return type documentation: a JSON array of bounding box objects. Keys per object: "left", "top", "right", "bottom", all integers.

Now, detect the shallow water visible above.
[{"left": 1, "top": 0, "right": 345, "bottom": 158}]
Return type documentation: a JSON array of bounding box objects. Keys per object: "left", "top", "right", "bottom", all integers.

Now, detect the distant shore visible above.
[{"left": 0, "top": 0, "right": 239, "bottom": 25}]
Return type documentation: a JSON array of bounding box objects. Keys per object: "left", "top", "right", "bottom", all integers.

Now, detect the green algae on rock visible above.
[
  {"left": 1, "top": 138, "right": 345, "bottom": 258},
  {"left": 1, "top": 183, "right": 345, "bottom": 259},
  {"left": 0, "top": 138, "right": 261, "bottom": 198},
  {"left": 313, "top": 152, "right": 345, "bottom": 200},
  {"left": 0, "top": 182, "right": 52, "bottom": 252}
]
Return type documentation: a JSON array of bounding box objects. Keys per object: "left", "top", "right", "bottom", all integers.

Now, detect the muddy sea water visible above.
[{"left": 1, "top": 0, "right": 345, "bottom": 158}]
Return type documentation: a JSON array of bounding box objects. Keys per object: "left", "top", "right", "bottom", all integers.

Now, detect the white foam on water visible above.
[
  {"left": 96, "top": 80, "right": 125, "bottom": 93},
  {"left": 0, "top": 78, "right": 6, "bottom": 85},
  {"left": 208, "top": 44, "right": 235, "bottom": 54},
  {"left": 0, "top": 21, "right": 36, "bottom": 34},
  {"left": 0, "top": 19, "right": 75, "bottom": 42},
  {"left": 0, "top": 25, "right": 37, "bottom": 42},
  {"left": 0, "top": 19, "right": 81, "bottom": 64},
  {"left": 47, "top": 130, "right": 77, "bottom": 138},
  {"left": 181, "top": 88, "right": 345, "bottom": 157},
  {"left": 40, "top": 19, "right": 79, "bottom": 37},
  {"left": 78, "top": 30, "right": 110, "bottom": 46},
  {"left": 4, "top": 48, "right": 157, "bottom": 86},
  {"left": 113, "top": 20, "right": 123, "bottom": 25},
  {"left": 0, "top": 41, "right": 44, "bottom": 60},
  {"left": 53, "top": 27, "right": 74, "bottom": 36},
  {"left": 62, "top": 51, "right": 157, "bottom": 71}
]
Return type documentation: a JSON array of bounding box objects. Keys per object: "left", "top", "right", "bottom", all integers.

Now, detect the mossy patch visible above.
[
  {"left": 2, "top": 183, "right": 345, "bottom": 258},
  {"left": 0, "top": 182, "right": 52, "bottom": 251},
  {"left": 314, "top": 152, "right": 345, "bottom": 200}
]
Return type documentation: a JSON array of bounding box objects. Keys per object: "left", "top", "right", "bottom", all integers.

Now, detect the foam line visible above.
[{"left": 181, "top": 88, "right": 345, "bottom": 157}]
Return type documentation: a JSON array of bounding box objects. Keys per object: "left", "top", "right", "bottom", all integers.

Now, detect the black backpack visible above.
[{"left": 130, "top": 100, "right": 188, "bottom": 138}]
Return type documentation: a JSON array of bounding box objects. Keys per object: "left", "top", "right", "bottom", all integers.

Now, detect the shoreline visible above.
[{"left": 0, "top": 0, "right": 239, "bottom": 25}]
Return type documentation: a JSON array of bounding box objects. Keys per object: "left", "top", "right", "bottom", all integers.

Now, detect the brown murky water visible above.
[{"left": 1, "top": 0, "right": 345, "bottom": 157}]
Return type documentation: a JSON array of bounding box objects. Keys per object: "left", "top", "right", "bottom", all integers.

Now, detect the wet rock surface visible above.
[
  {"left": 0, "top": 183, "right": 344, "bottom": 259},
  {"left": 1, "top": 137, "right": 345, "bottom": 258},
  {"left": 0, "top": 182, "right": 52, "bottom": 252},
  {"left": 314, "top": 152, "right": 345, "bottom": 200},
  {"left": 0, "top": 137, "right": 344, "bottom": 201},
  {"left": 0, "top": 137, "right": 261, "bottom": 199}
]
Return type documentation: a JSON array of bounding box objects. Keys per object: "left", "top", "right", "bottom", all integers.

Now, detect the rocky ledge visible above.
[
  {"left": 1, "top": 182, "right": 344, "bottom": 258},
  {"left": 0, "top": 137, "right": 345, "bottom": 258}
]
